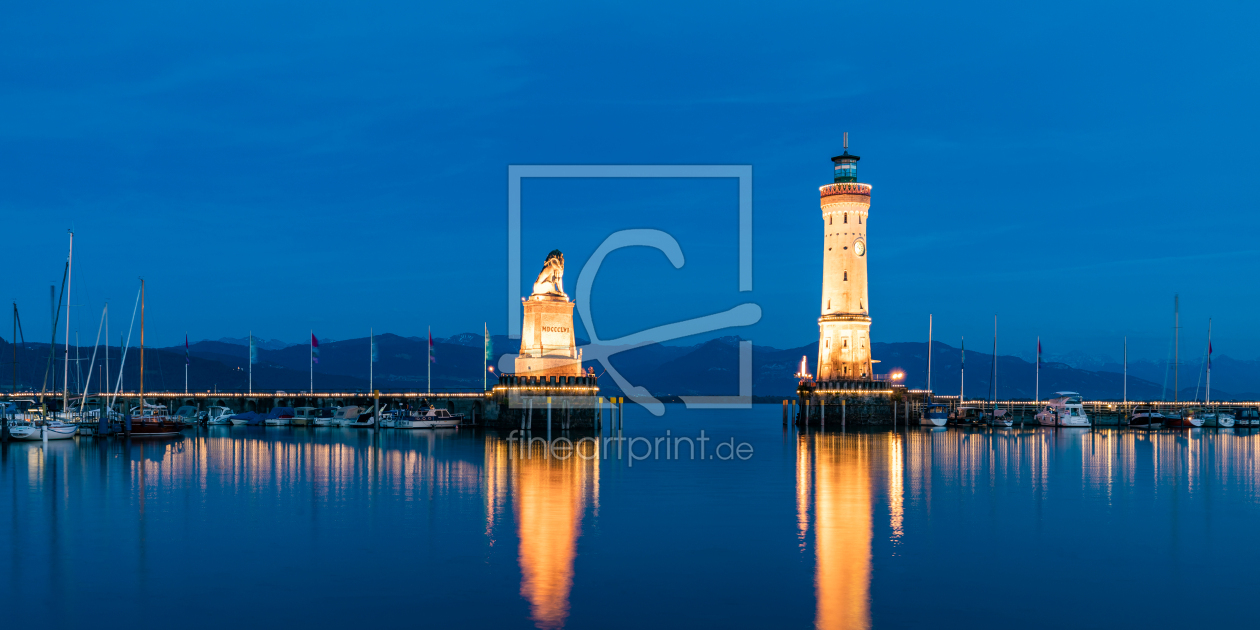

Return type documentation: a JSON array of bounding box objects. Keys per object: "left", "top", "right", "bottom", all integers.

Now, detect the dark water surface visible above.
[{"left": 4, "top": 405, "right": 1260, "bottom": 629}]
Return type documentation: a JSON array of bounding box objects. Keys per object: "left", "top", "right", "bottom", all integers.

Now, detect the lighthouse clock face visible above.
[{"left": 854, "top": 239, "right": 866, "bottom": 256}]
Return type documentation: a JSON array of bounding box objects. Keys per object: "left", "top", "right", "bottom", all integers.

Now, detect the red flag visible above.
[
  {"left": 1209, "top": 341, "right": 1212, "bottom": 368},
  {"left": 429, "top": 330, "right": 436, "bottom": 363},
  {"left": 311, "top": 333, "right": 320, "bottom": 364},
  {"left": 185, "top": 334, "right": 189, "bottom": 365}
]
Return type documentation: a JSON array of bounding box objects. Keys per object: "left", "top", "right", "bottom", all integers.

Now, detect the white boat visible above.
[
  {"left": 920, "top": 403, "right": 948, "bottom": 427},
  {"left": 172, "top": 405, "right": 200, "bottom": 425},
  {"left": 377, "top": 410, "right": 399, "bottom": 429},
  {"left": 394, "top": 408, "right": 463, "bottom": 429},
  {"left": 9, "top": 421, "right": 79, "bottom": 441},
  {"left": 291, "top": 407, "right": 320, "bottom": 427},
  {"left": 345, "top": 411, "right": 375, "bottom": 428},
  {"left": 1202, "top": 410, "right": 1235, "bottom": 428},
  {"left": 1036, "top": 392, "right": 1090, "bottom": 427},
  {"left": 987, "top": 409, "right": 1014, "bottom": 427},
  {"left": 205, "top": 406, "right": 234, "bottom": 425},
  {"left": 315, "top": 406, "right": 359, "bottom": 427}
]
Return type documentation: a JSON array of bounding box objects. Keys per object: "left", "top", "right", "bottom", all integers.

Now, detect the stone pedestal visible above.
[{"left": 516, "top": 294, "right": 584, "bottom": 377}]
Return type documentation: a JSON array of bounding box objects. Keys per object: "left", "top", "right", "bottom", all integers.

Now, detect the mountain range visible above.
[{"left": 1, "top": 334, "right": 1256, "bottom": 401}]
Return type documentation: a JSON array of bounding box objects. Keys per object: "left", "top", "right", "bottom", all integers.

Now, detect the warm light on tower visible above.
[{"left": 816, "top": 133, "right": 874, "bottom": 382}]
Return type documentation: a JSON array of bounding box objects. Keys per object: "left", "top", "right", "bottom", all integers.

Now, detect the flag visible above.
[
  {"left": 1209, "top": 340, "right": 1213, "bottom": 368},
  {"left": 1037, "top": 339, "right": 1042, "bottom": 364},
  {"left": 311, "top": 333, "right": 320, "bottom": 364},
  {"left": 485, "top": 324, "right": 493, "bottom": 361},
  {"left": 371, "top": 334, "right": 378, "bottom": 363},
  {"left": 185, "top": 334, "right": 189, "bottom": 365},
  {"left": 249, "top": 335, "right": 257, "bottom": 364},
  {"left": 429, "top": 329, "right": 436, "bottom": 363}
]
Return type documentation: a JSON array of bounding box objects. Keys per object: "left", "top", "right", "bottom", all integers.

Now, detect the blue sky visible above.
[{"left": 2, "top": 1, "right": 1257, "bottom": 362}]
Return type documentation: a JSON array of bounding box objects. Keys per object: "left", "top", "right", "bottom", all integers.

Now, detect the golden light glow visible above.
[
  {"left": 799, "top": 433, "right": 872, "bottom": 630},
  {"left": 484, "top": 436, "right": 600, "bottom": 630}
]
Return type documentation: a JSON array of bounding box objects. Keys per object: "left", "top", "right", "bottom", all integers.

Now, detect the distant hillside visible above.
[{"left": 2, "top": 333, "right": 1255, "bottom": 401}]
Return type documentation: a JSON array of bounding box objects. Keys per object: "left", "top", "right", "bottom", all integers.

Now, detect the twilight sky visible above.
[{"left": 2, "top": 1, "right": 1257, "bottom": 363}]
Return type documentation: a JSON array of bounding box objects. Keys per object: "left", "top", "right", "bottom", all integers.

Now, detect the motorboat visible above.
[
  {"left": 291, "top": 407, "right": 321, "bottom": 427},
  {"left": 1166, "top": 407, "right": 1205, "bottom": 428},
  {"left": 1202, "top": 409, "right": 1236, "bottom": 428},
  {"left": 1035, "top": 392, "right": 1090, "bottom": 427},
  {"left": 264, "top": 407, "right": 295, "bottom": 426},
  {"left": 230, "top": 411, "right": 264, "bottom": 426},
  {"left": 376, "top": 410, "right": 399, "bottom": 429},
  {"left": 128, "top": 412, "right": 186, "bottom": 437},
  {"left": 345, "top": 408, "right": 378, "bottom": 428},
  {"left": 920, "top": 403, "right": 949, "bottom": 427},
  {"left": 950, "top": 406, "right": 984, "bottom": 426},
  {"left": 205, "top": 406, "right": 234, "bottom": 425},
  {"left": 1129, "top": 407, "right": 1164, "bottom": 428},
  {"left": 172, "top": 405, "right": 201, "bottom": 425},
  {"left": 986, "top": 409, "right": 1014, "bottom": 427},
  {"left": 315, "top": 406, "right": 357, "bottom": 427},
  {"left": 394, "top": 407, "right": 463, "bottom": 429},
  {"left": 1234, "top": 407, "right": 1260, "bottom": 428}
]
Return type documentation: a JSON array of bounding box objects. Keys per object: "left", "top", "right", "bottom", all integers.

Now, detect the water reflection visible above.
[
  {"left": 798, "top": 432, "right": 872, "bottom": 630},
  {"left": 486, "top": 436, "right": 600, "bottom": 630}
]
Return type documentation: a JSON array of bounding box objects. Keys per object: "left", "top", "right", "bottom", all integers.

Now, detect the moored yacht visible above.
[
  {"left": 920, "top": 403, "right": 949, "bottom": 427},
  {"left": 1035, "top": 392, "right": 1090, "bottom": 427},
  {"left": 1166, "top": 407, "right": 1205, "bottom": 428},
  {"left": 394, "top": 408, "right": 463, "bottom": 429},
  {"left": 291, "top": 407, "right": 320, "bottom": 426},
  {"left": 986, "top": 409, "right": 1014, "bottom": 427},
  {"left": 205, "top": 406, "right": 234, "bottom": 425},
  {"left": 264, "top": 407, "right": 295, "bottom": 426},
  {"left": 1202, "top": 409, "right": 1235, "bottom": 428},
  {"left": 1128, "top": 407, "right": 1164, "bottom": 428},
  {"left": 316, "top": 406, "right": 359, "bottom": 427},
  {"left": 1234, "top": 407, "right": 1260, "bottom": 428}
]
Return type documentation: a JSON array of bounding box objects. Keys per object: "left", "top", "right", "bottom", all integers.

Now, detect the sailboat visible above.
[
  {"left": 985, "top": 315, "right": 1012, "bottom": 427},
  {"left": 128, "top": 280, "right": 184, "bottom": 437},
  {"left": 1199, "top": 319, "right": 1235, "bottom": 428}
]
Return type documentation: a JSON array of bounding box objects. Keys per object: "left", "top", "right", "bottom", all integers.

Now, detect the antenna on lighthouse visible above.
[{"left": 843, "top": 132, "right": 848, "bottom": 150}]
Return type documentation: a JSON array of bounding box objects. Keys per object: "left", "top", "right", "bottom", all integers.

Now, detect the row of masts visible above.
[{"left": 925, "top": 295, "right": 1214, "bottom": 406}]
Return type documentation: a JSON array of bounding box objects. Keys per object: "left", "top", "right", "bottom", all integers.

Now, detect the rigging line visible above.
[
  {"left": 78, "top": 303, "right": 108, "bottom": 414},
  {"left": 40, "top": 262, "right": 69, "bottom": 401},
  {"left": 108, "top": 285, "right": 142, "bottom": 410}
]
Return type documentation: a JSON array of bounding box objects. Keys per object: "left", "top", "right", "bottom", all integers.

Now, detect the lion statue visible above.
[{"left": 531, "top": 249, "right": 566, "bottom": 297}]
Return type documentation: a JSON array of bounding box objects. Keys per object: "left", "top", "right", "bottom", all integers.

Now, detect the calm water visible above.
[{"left": 4, "top": 405, "right": 1260, "bottom": 629}]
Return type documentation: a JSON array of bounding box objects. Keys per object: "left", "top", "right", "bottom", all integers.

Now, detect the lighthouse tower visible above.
[{"left": 816, "top": 134, "right": 873, "bottom": 383}]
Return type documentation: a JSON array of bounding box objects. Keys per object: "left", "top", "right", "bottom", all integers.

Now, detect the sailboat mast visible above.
[
  {"left": 960, "top": 337, "right": 964, "bottom": 404},
  {"left": 1123, "top": 336, "right": 1127, "bottom": 409},
  {"left": 927, "top": 314, "right": 932, "bottom": 393},
  {"left": 1206, "top": 319, "right": 1212, "bottom": 405},
  {"left": 64, "top": 231, "right": 72, "bottom": 412},
  {"left": 992, "top": 315, "right": 998, "bottom": 413},
  {"left": 140, "top": 279, "right": 144, "bottom": 415},
  {"left": 1174, "top": 294, "right": 1179, "bottom": 403}
]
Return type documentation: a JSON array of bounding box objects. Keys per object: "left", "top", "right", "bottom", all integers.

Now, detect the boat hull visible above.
[
  {"left": 920, "top": 417, "right": 948, "bottom": 427},
  {"left": 128, "top": 421, "right": 186, "bottom": 437},
  {"left": 395, "top": 420, "right": 461, "bottom": 429}
]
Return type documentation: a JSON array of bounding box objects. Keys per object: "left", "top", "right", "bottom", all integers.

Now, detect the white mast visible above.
[
  {"left": 960, "top": 336, "right": 964, "bottom": 405},
  {"left": 926, "top": 314, "right": 932, "bottom": 393},
  {"left": 370, "top": 327, "right": 374, "bottom": 391},
  {"left": 249, "top": 330, "right": 253, "bottom": 394},
  {"left": 309, "top": 329, "right": 313, "bottom": 394},
  {"left": 427, "top": 325, "right": 432, "bottom": 395},
  {"left": 992, "top": 315, "right": 998, "bottom": 413},
  {"left": 1035, "top": 336, "right": 1040, "bottom": 406},
  {"left": 1123, "top": 337, "right": 1127, "bottom": 409},
  {"left": 1206, "top": 319, "right": 1212, "bottom": 406},
  {"left": 63, "top": 230, "right": 72, "bottom": 411}
]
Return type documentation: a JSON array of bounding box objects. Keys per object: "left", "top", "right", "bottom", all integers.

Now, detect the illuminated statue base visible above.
[{"left": 515, "top": 295, "right": 584, "bottom": 377}]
